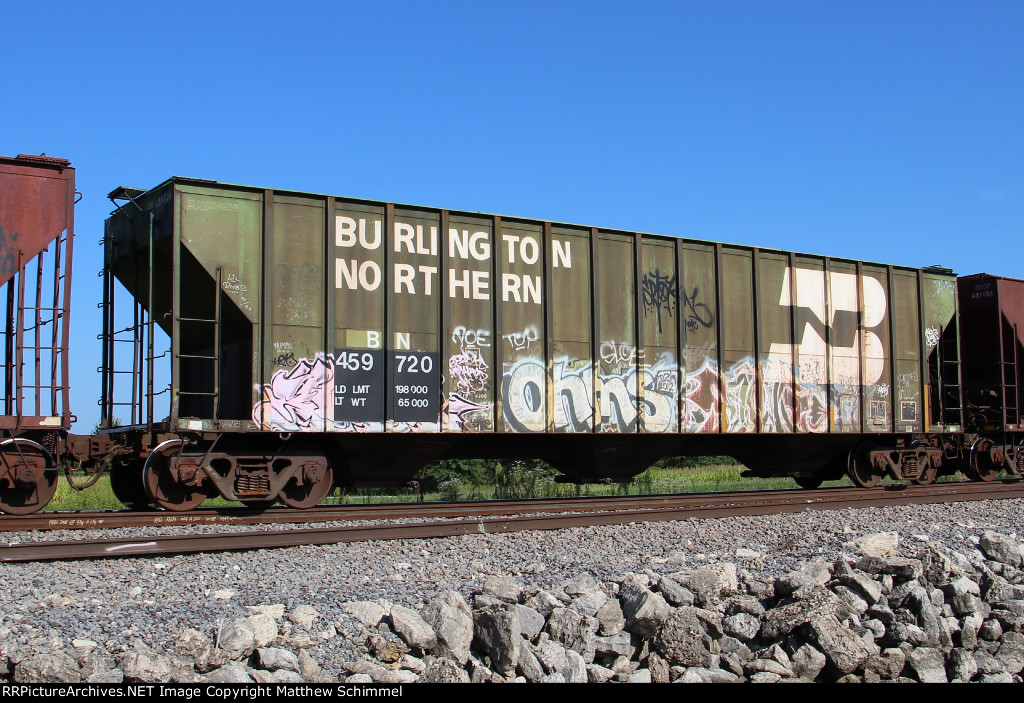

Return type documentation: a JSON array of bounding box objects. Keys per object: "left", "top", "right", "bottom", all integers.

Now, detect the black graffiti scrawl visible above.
[
  {"left": 641, "top": 269, "right": 676, "bottom": 334},
  {"left": 641, "top": 270, "right": 714, "bottom": 339}
]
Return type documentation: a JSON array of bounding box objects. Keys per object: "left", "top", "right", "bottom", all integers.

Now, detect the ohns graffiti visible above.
[{"left": 501, "top": 353, "right": 680, "bottom": 433}]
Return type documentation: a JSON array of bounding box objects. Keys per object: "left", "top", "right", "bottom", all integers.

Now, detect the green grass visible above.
[
  {"left": 51, "top": 474, "right": 123, "bottom": 511},
  {"left": 44, "top": 461, "right": 972, "bottom": 512}
]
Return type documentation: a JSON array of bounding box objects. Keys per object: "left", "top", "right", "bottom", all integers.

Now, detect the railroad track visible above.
[{"left": 2, "top": 480, "right": 1022, "bottom": 563}]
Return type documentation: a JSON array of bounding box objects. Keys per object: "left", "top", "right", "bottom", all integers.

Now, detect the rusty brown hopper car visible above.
[
  {"left": 958, "top": 274, "right": 1024, "bottom": 479},
  {"left": 0, "top": 154, "right": 76, "bottom": 513},
  {"left": 94, "top": 177, "right": 974, "bottom": 510}
]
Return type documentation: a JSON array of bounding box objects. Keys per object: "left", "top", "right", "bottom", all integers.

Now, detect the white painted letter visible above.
[
  {"left": 553, "top": 239, "right": 572, "bottom": 268},
  {"left": 394, "top": 263, "right": 416, "bottom": 293}
]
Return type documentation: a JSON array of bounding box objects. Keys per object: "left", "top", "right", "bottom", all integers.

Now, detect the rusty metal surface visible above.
[
  {"left": 3, "top": 481, "right": 1022, "bottom": 561},
  {"left": 0, "top": 155, "right": 72, "bottom": 287},
  {"left": 0, "top": 154, "right": 75, "bottom": 432},
  {"left": 959, "top": 274, "right": 1024, "bottom": 430}
]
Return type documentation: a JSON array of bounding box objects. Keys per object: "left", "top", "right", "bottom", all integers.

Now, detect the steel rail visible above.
[
  {"left": 4, "top": 479, "right": 1023, "bottom": 532},
  {"left": 2, "top": 481, "right": 1023, "bottom": 562}
]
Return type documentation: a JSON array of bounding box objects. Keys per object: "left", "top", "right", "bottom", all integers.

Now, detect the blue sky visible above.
[{"left": 3, "top": 1, "right": 1022, "bottom": 431}]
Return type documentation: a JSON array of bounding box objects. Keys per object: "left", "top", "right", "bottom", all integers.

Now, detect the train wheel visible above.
[
  {"left": 278, "top": 444, "right": 334, "bottom": 509},
  {"left": 847, "top": 442, "right": 881, "bottom": 488},
  {"left": 143, "top": 440, "right": 209, "bottom": 511},
  {"left": 969, "top": 438, "right": 1001, "bottom": 482},
  {"left": 794, "top": 475, "right": 823, "bottom": 489},
  {"left": 0, "top": 439, "right": 58, "bottom": 515}
]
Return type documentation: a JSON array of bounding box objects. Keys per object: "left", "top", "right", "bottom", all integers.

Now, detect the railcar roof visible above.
[{"left": 109, "top": 175, "right": 957, "bottom": 276}]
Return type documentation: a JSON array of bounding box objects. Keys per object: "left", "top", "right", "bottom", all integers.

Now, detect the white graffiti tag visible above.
[
  {"left": 449, "top": 350, "right": 489, "bottom": 394},
  {"left": 505, "top": 325, "right": 539, "bottom": 351}
]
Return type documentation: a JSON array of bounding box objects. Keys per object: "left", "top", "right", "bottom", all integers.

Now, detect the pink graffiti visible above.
[
  {"left": 253, "top": 353, "right": 333, "bottom": 431},
  {"left": 448, "top": 393, "right": 491, "bottom": 431}
]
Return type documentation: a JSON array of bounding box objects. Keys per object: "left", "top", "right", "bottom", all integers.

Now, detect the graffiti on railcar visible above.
[
  {"left": 598, "top": 341, "right": 639, "bottom": 432},
  {"left": 505, "top": 325, "right": 540, "bottom": 352},
  {"left": 502, "top": 359, "right": 547, "bottom": 432},
  {"left": 253, "top": 352, "right": 333, "bottom": 431},
  {"left": 599, "top": 341, "right": 637, "bottom": 373},
  {"left": 796, "top": 358, "right": 828, "bottom": 434},
  {"left": 501, "top": 352, "right": 679, "bottom": 433},
  {"left": 931, "top": 278, "right": 955, "bottom": 300},
  {"left": 723, "top": 358, "right": 757, "bottom": 432},
  {"left": 552, "top": 358, "right": 594, "bottom": 432},
  {"left": 639, "top": 352, "right": 679, "bottom": 433},
  {"left": 451, "top": 325, "right": 491, "bottom": 350},
  {"left": 640, "top": 270, "right": 715, "bottom": 341},
  {"left": 832, "top": 382, "right": 861, "bottom": 431},
  {"left": 447, "top": 342, "right": 492, "bottom": 432},
  {"left": 449, "top": 350, "right": 489, "bottom": 395},
  {"left": 680, "top": 287, "right": 714, "bottom": 341},
  {"left": 274, "top": 263, "right": 324, "bottom": 325},
  {"left": 683, "top": 358, "right": 719, "bottom": 432},
  {"left": 760, "top": 357, "right": 795, "bottom": 432},
  {"left": 449, "top": 393, "right": 490, "bottom": 431},
  {"left": 641, "top": 270, "right": 676, "bottom": 335},
  {"left": 796, "top": 383, "right": 829, "bottom": 433}
]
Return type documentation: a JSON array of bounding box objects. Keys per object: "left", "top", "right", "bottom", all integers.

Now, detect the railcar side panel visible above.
[
  {"left": 921, "top": 272, "right": 960, "bottom": 430},
  {"left": 721, "top": 249, "right": 756, "bottom": 433},
  {"left": 550, "top": 225, "right": 593, "bottom": 433},
  {"left": 829, "top": 260, "right": 861, "bottom": 433},
  {"left": 859, "top": 265, "right": 891, "bottom": 434},
  {"left": 596, "top": 233, "right": 637, "bottom": 434},
  {"left": 444, "top": 213, "right": 495, "bottom": 433},
  {"left": 102, "top": 178, "right": 957, "bottom": 449},
  {"left": 892, "top": 270, "right": 923, "bottom": 433},
  {"left": 757, "top": 252, "right": 793, "bottom": 433},
  {"left": 679, "top": 242, "right": 719, "bottom": 433},
  {"left": 640, "top": 237, "right": 679, "bottom": 433},
  {"left": 333, "top": 200, "right": 387, "bottom": 431},
  {"left": 501, "top": 219, "right": 547, "bottom": 433}
]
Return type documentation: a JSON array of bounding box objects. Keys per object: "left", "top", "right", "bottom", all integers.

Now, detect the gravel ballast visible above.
[{"left": 2, "top": 497, "right": 1024, "bottom": 683}]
